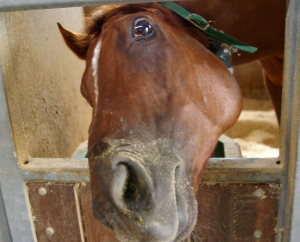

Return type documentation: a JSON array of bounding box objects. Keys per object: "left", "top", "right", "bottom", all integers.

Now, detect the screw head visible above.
[
  {"left": 254, "top": 230, "right": 262, "bottom": 238},
  {"left": 46, "top": 227, "right": 54, "bottom": 236},
  {"left": 38, "top": 187, "right": 47, "bottom": 195},
  {"left": 254, "top": 189, "right": 264, "bottom": 198}
]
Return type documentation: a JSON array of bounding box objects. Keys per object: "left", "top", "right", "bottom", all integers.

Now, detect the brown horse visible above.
[{"left": 58, "top": 1, "right": 285, "bottom": 241}]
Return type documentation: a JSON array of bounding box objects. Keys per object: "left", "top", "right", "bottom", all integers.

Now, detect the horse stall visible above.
[{"left": 0, "top": 1, "right": 299, "bottom": 242}]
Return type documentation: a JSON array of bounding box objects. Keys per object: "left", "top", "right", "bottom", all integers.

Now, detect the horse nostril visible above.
[
  {"left": 123, "top": 164, "right": 142, "bottom": 204},
  {"left": 111, "top": 158, "right": 152, "bottom": 215},
  {"left": 175, "top": 163, "right": 184, "bottom": 181}
]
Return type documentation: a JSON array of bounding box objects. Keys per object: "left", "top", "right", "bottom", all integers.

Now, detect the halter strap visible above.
[{"left": 158, "top": 2, "right": 257, "bottom": 53}]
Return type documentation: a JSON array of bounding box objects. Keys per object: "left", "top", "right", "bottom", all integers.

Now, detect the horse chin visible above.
[
  {"left": 113, "top": 214, "right": 197, "bottom": 242},
  {"left": 92, "top": 191, "right": 197, "bottom": 242}
]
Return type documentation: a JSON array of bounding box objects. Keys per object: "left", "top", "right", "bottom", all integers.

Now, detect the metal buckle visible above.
[{"left": 187, "top": 13, "right": 210, "bottom": 31}]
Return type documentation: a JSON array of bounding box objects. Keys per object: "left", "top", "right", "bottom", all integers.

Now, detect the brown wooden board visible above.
[
  {"left": 234, "top": 184, "right": 279, "bottom": 242},
  {"left": 193, "top": 183, "right": 279, "bottom": 242},
  {"left": 192, "top": 183, "right": 235, "bottom": 241},
  {"left": 27, "top": 182, "right": 279, "bottom": 242},
  {"left": 27, "top": 183, "right": 82, "bottom": 242},
  {"left": 79, "top": 183, "right": 120, "bottom": 242}
]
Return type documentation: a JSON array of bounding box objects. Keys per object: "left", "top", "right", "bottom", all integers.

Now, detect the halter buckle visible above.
[{"left": 187, "top": 13, "right": 210, "bottom": 31}]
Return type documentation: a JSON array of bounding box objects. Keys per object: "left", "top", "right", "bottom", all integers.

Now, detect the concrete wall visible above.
[
  {"left": 233, "top": 61, "right": 268, "bottom": 100},
  {"left": 0, "top": 8, "right": 92, "bottom": 164}
]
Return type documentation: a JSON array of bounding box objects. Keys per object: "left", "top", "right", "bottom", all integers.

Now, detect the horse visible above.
[{"left": 58, "top": 1, "right": 285, "bottom": 241}]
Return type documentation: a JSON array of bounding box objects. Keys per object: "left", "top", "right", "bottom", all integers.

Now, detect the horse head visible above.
[{"left": 58, "top": 3, "right": 242, "bottom": 241}]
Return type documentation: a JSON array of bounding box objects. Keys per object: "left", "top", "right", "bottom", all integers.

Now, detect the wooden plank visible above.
[
  {"left": 234, "top": 184, "right": 279, "bottom": 242},
  {"left": 27, "top": 183, "right": 82, "bottom": 242},
  {"left": 27, "top": 182, "right": 278, "bottom": 241},
  {"left": 79, "top": 183, "right": 120, "bottom": 242},
  {"left": 193, "top": 183, "right": 235, "bottom": 241},
  {"left": 192, "top": 183, "right": 279, "bottom": 242}
]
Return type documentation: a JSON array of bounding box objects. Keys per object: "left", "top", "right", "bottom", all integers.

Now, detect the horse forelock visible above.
[{"left": 85, "top": 5, "right": 121, "bottom": 33}]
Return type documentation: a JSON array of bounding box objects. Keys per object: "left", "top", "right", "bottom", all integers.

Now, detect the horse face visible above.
[{"left": 59, "top": 4, "right": 242, "bottom": 241}]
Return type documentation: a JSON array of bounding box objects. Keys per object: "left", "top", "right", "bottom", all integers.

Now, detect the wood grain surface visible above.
[
  {"left": 193, "top": 183, "right": 279, "bottom": 242},
  {"left": 27, "top": 182, "right": 279, "bottom": 242},
  {"left": 27, "top": 183, "right": 82, "bottom": 242},
  {"left": 79, "top": 183, "right": 119, "bottom": 242}
]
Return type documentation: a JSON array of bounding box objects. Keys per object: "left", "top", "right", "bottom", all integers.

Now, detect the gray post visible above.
[
  {"left": 0, "top": 65, "right": 35, "bottom": 241},
  {"left": 0, "top": 0, "right": 174, "bottom": 12},
  {"left": 0, "top": 188, "right": 11, "bottom": 242},
  {"left": 277, "top": 0, "right": 300, "bottom": 241}
]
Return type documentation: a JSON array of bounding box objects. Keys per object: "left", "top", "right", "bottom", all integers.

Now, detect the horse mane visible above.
[{"left": 73, "top": 5, "right": 119, "bottom": 53}]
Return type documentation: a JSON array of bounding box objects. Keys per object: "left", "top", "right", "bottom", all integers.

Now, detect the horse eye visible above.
[{"left": 133, "top": 18, "right": 153, "bottom": 38}]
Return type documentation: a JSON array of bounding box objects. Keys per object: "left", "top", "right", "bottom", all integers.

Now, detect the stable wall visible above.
[
  {"left": 233, "top": 61, "right": 267, "bottom": 99},
  {"left": 0, "top": 7, "right": 92, "bottom": 164}
]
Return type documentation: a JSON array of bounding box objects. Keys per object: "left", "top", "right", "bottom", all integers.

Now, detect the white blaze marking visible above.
[{"left": 92, "top": 39, "right": 102, "bottom": 111}]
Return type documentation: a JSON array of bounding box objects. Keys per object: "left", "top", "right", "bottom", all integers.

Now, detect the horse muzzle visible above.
[{"left": 88, "top": 138, "right": 197, "bottom": 242}]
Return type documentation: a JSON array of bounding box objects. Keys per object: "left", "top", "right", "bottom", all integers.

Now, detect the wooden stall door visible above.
[{"left": 27, "top": 183, "right": 279, "bottom": 242}]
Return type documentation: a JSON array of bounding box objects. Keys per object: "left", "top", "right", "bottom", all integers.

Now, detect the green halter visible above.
[{"left": 158, "top": 2, "right": 257, "bottom": 53}]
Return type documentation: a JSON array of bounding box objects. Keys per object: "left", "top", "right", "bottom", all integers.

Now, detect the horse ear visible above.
[{"left": 57, "top": 22, "right": 87, "bottom": 60}]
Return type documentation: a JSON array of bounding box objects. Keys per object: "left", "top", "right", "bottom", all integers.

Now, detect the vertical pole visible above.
[
  {"left": 0, "top": 188, "right": 11, "bottom": 242},
  {"left": 0, "top": 64, "right": 35, "bottom": 241},
  {"left": 278, "top": 0, "right": 300, "bottom": 241}
]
